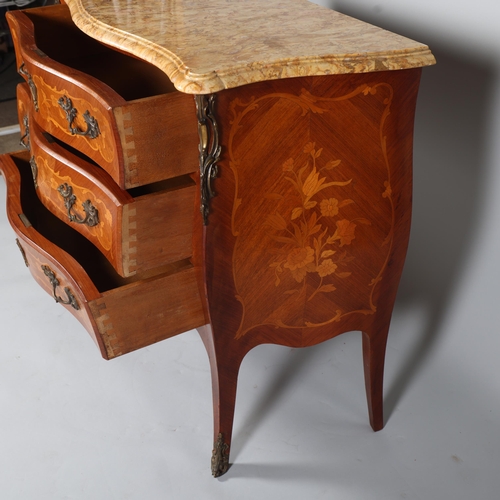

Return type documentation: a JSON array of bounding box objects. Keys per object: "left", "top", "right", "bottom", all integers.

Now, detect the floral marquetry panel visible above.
[
  {"left": 207, "top": 70, "right": 421, "bottom": 348},
  {"left": 230, "top": 84, "right": 392, "bottom": 337}
]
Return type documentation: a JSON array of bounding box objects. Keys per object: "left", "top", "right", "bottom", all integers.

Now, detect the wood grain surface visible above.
[
  {"left": 7, "top": 5, "right": 199, "bottom": 189},
  {"left": 0, "top": 152, "right": 207, "bottom": 360},
  {"left": 199, "top": 69, "right": 422, "bottom": 470}
]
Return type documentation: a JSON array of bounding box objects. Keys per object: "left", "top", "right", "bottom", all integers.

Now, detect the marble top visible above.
[{"left": 64, "top": 0, "right": 435, "bottom": 94}]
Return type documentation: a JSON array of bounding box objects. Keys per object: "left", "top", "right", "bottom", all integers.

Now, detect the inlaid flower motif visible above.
[
  {"left": 382, "top": 180, "right": 392, "bottom": 198},
  {"left": 335, "top": 219, "right": 357, "bottom": 247},
  {"left": 229, "top": 85, "right": 394, "bottom": 337},
  {"left": 320, "top": 198, "right": 339, "bottom": 217},
  {"left": 282, "top": 158, "right": 294, "bottom": 172},
  {"left": 266, "top": 142, "right": 368, "bottom": 300},
  {"left": 284, "top": 246, "right": 315, "bottom": 271},
  {"left": 290, "top": 264, "right": 315, "bottom": 283},
  {"left": 303, "top": 142, "right": 316, "bottom": 154},
  {"left": 317, "top": 259, "right": 338, "bottom": 277}
]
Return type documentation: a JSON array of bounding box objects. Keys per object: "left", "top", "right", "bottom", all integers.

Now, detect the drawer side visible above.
[
  {"left": 114, "top": 94, "right": 199, "bottom": 189},
  {"left": 89, "top": 266, "right": 207, "bottom": 359}
]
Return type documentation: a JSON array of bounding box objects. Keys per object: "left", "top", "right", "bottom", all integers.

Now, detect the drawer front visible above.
[
  {"left": 28, "top": 112, "right": 129, "bottom": 276},
  {"left": 0, "top": 152, "right": 104, "bottom": 352},
  {"left": 16, "top": 235, "right": 102, "bottom": 350},
  {"left": 7, "top": 5, "right": 199, "bottom": 189},
  {"left": 28, "top": 113, "right": 196, "bottom": 278},
  {"left": 0, "top": 152, "right": 207, "bottom": 360},
  {"left": 18, "top": 227, "right": 206, "bottom": 360},
  {"left": 32, "top": 76, "right": 119, "bottom": 176},
  {"left": 13, "top": 50, "right": 124, "bottom": 184}
]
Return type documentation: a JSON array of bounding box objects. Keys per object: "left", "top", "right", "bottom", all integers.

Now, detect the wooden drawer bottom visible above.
[{"left": 0, "top": 151, "right": 207, "bottom": 359}]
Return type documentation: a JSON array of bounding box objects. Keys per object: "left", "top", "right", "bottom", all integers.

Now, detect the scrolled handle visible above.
[
  {"left": 57, "top": 183, "right": 99, "bottom": 227},
  {"left": 15, "top": 238, "right": 29, "bottom": 267},
  {"left": 41, "top": 265, "right": 80, "bottom": 310},
  {"left": 29, "top": 156, "right": 38, "bottom": 189},
  {"left": 19, "top": 115, "right": 30, "bottom": 150},
  {"left": 58, "top": 95, "right": 100, "bottom": 139},
  {"left": 18, "top": 63, "right": 39, "bottom": 112}
]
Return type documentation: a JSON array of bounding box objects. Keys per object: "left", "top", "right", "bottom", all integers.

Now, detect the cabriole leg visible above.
[
  {"left": 198, "top": 325, "right": 244, "bottom": 477},
  {"left": 362, "top": 323, "right": 391, "bottom": 432}
]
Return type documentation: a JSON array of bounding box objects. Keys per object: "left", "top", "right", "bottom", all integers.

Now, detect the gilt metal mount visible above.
[
  {"left": 195, "top": 94, "right": 221, "bottom": 225},
  {"left": 15, "top": 239, "right": 29, "bottom": 267},
  {"left": 211, "top": 433, "right": 229, "bottom": 477},
  {"left": 41, "top": 265, "right": 80, "bottom": 310},
  {"left": 18, "top": 63, "right": 39, "bottom": 112},
  {"left": 29, "top": 156, "right": 38, "bottom": 189},
  {"left": 57, "top": 183, "right": 99, "bottom": 227},
  {"left": 58, "top": 95, "right": 100, "bottom": 139},
  {"left": 20, "top": 115, "right": 30, "bottom": 150}
]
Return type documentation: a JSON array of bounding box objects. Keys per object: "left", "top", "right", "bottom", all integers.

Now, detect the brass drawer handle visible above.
[
  {"left": 41, "top": 265, "right": 80, "bottom": 310},
  {"left": 57, "top": 183, "right": 100, "bottom": 227},
  {"left": 20, "top": 115, "right": 30, "bottom": 150},
  {"left": 15, "top": 238, "right": 29, "bottom": 267},
  {"left": 29, "top": 156, "right": 38, "bottom": 189},
  {"left": 58, "top": 96, "right": 100, "bottom": 139},
  {"left": 18, "top": 63, "right": 39, "bottom": 112}
]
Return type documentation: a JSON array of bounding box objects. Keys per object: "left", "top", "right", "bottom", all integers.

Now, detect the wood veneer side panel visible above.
[
  {"left": 199, "top": 71, "right": 423, "bottom": 456},
  {"left": 192, "top": 173, "right": 211, "bottom": 330},
  {"left": 360, "top": 68, "right": 422, "bottom": 331},
  {"left": 204, "top": 70, "right": 422, "bottom": 354}
]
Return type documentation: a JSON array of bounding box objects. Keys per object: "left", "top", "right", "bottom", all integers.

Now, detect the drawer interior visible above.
[
  {"left": 24, "top": 5, "right": 177, "bottom": 100},
  {"left": 12, "top": 152, "right": 192, "bottom": 292}
]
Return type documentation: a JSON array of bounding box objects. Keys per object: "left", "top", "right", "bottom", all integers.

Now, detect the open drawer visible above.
[
  {"left": 0, "top": 151, "right": 207, "bottom": 360},
  {"left": 19, "top": 83, "right": 197, "bottom": 278},
  {"left": 7, "top": 4, "right": 199, "bottom": 189}
]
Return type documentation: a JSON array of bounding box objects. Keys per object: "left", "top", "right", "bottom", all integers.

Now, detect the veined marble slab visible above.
[{"left": 65, "top": 0, "right": 435, "bottom": 94}]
